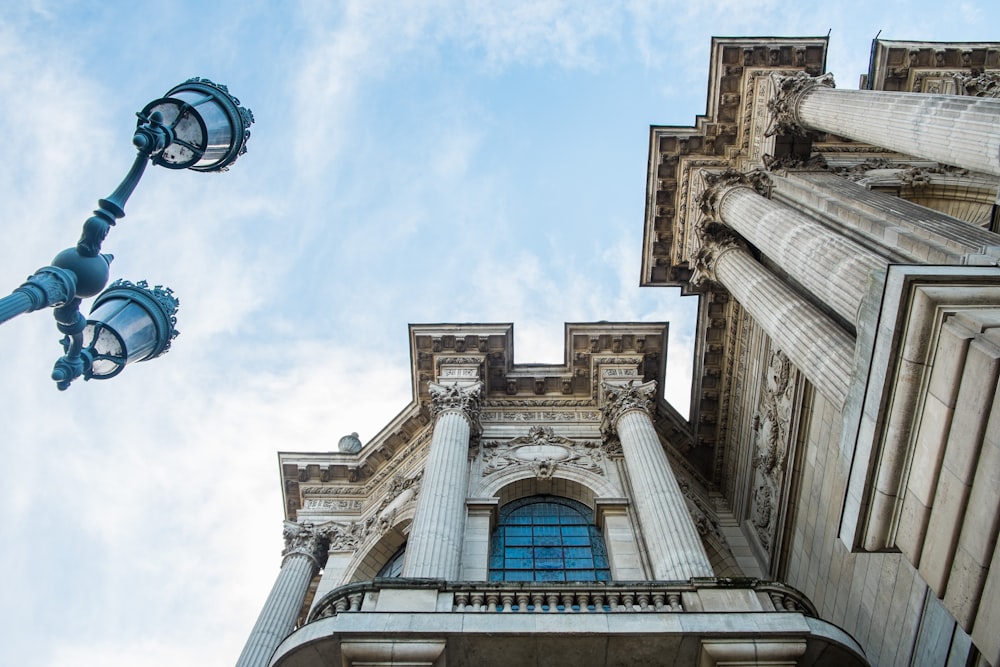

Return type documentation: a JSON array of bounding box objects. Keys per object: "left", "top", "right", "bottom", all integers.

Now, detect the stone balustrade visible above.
[{"left": 307, "top": 579, "right": 817, "bottom": 623}]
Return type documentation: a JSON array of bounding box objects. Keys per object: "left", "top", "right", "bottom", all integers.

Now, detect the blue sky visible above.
[{"left": 0, "top": 1, "right": 998, "bottom": 665}]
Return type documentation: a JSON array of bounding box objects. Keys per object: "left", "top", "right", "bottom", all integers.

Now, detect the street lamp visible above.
[{"left": 0, "top": 77, "right": 253, "bottom": 390}]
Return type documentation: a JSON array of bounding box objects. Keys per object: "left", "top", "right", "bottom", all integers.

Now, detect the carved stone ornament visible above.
[
  {"left": 766, "top": 71, "right": 835, "bottom": 137},
  {"left": 762, "top": 152, "right": 828, "bottom": 172},
  {"left": 600, "top": 379, "right": 657, "bottom": 435},
  {"left": 689, "top": 221, "right": 747, "bottom": 289},
  {"left": 954, "top": 71, "right": 1000, "bottom": 98},
  {"left": 282, "top": 521, "right": 332, "bottom": 565},
  {"left": 752, "top": 350, "right": 795, "bottom": 479},
  {"left": 752, "top": 482, "right": 774, "bottom": 551},
  {"left": 676, "top": 477, "right": 729, "bottom": 548},
  {"left": 429, "top": 381, "right": 483, "bottom": 434},
  {"left": 696, "top": 168, "right": 771, "bottom": 220},
  {"left": 375, "top": 470, "right": 423, "bottom": 514},
  {"left": 481, "top": 425, "right": 604, "bottom": 479}
]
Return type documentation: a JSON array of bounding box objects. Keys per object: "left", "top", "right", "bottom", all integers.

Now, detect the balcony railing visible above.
[{"left": 308, "top": 578, "right": 817, "bottom": 623}]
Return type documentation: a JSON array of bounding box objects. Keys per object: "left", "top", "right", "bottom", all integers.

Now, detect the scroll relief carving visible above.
[
  {"left": 481, "top": 425, "right": 605, "bottom": 479},
  {"left": 749, "top": 349, "right": 797, "bottom": 553}
]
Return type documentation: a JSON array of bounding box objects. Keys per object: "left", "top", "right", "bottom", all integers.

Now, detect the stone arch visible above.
[
  {"left": 345, "top": 515, "right": 412, "bottom": 583},
  {"left": 473, "top": 465, "right": 621, "bottom": 506}
]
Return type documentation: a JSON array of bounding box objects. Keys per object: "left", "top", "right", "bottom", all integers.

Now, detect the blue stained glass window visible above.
[{"left": 488, "top": 495, "right": 611, "bottom": 582}]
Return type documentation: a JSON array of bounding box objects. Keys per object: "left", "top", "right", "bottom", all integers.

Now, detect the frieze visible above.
[
  {"left": 481, "top": 425, "right": 604, "bottom": 479},
  {"left": 302, "top": 498, "right": 365, "bottom": 511},
  {"left": 480, "top": 409, "right": 602, "bottom": 422},
  {"left": 436, "top": 356, "right": 485, "bottom": 365}
]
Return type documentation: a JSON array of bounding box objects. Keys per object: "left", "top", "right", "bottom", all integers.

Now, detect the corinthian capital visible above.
[
  {"left": 429, "top": 381, "right": 484, "bottom": 431},
  {"left": 689, "top": 221, "right": 747, "bottom": 289},
  {"left": 600, "top": 379, "right": 657, "bottom": 434},
  {"left": 282, "top": 521, "right": 330, "bottom": 567},
  {"left": 766, "top": 71, "right": 835, "bottom": 136},
  {"left": 697, "top": 168, "right": 771, "bottom": 220},
  {"left": 954, "top": 72, "right": 1000, "bottom": 98}
]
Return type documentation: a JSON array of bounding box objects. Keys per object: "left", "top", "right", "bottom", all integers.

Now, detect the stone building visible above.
[{"left": 236, "top": 37, "right": 1000, "bottom": 666}]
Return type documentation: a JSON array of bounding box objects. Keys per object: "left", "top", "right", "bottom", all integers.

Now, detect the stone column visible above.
[
  {"left": 700, "top": 169, "right": 888, "bottom": 327},
  {"left": 770, "top": 71, "right": 1000, "bottom": 176},
  {"left": 235, "top": 522, "right": 329, "bottom": 667},
  {"left": 601, "top": 380, "right": 714, "bottom": 579},
  {"left": 402, "top": 381, "right": 482, "bottom": 579},
  {"left": 691, "top": 225, "right": 855, "bottom": 407}
]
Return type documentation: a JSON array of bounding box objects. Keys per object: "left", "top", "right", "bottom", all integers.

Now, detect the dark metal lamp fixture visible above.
[{"left": 0, "top": 78, "right": 253, "bottom": 390}]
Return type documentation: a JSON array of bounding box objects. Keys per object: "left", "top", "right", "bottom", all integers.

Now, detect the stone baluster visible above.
[
  {"left": 402, "top": 381, "right": 482, "bottom": 579},
  {"left": 769, "top": 71, "right": 1000, "bottom": 176},
  {"left": 700, "top": 169, "right": 888, "bottom": 328},
  {"left": 601, "top": 380, "right": 714, "bottom": 579},
  {"left": 235, "top": 522, "right": 329, "bottom": 667},
  {"left": 690, "top": 225, "right": 855, "bottom": 407}
]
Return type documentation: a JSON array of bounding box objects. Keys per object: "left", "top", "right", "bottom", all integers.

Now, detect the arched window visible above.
[
  {"left": 489, "top": 495, "right": 611, "bottom": 582},
  {"left": 376, "top": 543, "right": 406, "bottom": 578}
]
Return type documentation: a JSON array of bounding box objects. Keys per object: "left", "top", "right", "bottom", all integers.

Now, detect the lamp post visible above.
[{"left": 0, "top": 78, "right": 253, "bottom": 390}]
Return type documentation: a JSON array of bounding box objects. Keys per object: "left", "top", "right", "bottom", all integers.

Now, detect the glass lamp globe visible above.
[
  {"left": 82, "top": 280, "right": 180, "bottom": 380},
  {"left": 139, "top": 78, "right": 254, "bottom": 172}
]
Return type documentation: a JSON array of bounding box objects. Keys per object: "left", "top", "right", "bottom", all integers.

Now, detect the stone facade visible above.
[{"left": 238, "top": 36, "right": 1000, "bottom": 667}]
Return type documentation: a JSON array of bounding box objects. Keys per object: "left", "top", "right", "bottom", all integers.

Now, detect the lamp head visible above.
[
  {"left": 81, "top": 279, "right": 180, "bottom": 380},
  {"left": 139, "top": 78, "right": 254, "bottom": 172}
]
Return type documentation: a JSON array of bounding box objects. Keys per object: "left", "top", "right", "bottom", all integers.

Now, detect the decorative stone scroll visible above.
[
  {"left": 766, "top": 71, "right": 836, "bottom": 137},
  {"left": 481, "top": 425, "right": 604, "bottom": 479}
]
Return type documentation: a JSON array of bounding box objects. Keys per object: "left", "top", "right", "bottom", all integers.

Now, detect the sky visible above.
[{"left": 0, "top": 1, "right": 997, "bottom": 665}]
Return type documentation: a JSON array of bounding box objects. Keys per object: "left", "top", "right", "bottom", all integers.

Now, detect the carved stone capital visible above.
[
  {"left": 600, "top": 379, "right": 657, "bottom": 435},
  {"left": 766, "top": 71, "right": 835, "bottom": 136},
  {"left": 954, "top": 71, "right": 1000, "bottom": 98},
  {"left": 689, "top": 221, "right": 747, "bottom": 289},
  {"left": 282, "top": 521, "right": 330, "bottom": 567},
  {"left": 697, "top": 169, "right": 771, "bottom": 221},
  {"left": 429, "top": 381, "right": 483, "bottom": 433}
]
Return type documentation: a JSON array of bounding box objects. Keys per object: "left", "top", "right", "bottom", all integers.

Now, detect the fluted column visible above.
[
  {"left": 700, "top": 169, "right": 888, "bottom": 327},
  {"left": 402, "top": 381, "right": 482, "bottom": 579},
  {"left": 601, "top": 380, "right": 713, "bottom": 580},
  {"left": 691, "top": 225, "right": 855, "bottom": 407},
  {"left": 770, "top": 71, "right": 1000, "bottom": 176},
  {"left": 235, "top": 522, "right": 329, "bottom": 667}
]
